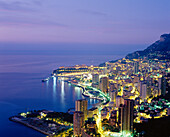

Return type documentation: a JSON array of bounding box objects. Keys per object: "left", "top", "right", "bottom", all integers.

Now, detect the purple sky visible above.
[{"left": 0, "top": 0, "right": 170, "bottom": 48}]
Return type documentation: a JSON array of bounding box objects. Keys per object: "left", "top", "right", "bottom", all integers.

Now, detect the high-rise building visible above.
[
  {"left": 140, "top": 81, "right": 147, "bottom": 101},
  {"left": 109, "top": 90, "right": 117, "bottom": 102},
  {"left": 158, "top": 78, "right": 162, "bottom": 96},
  {"left": 146, "top": 77, "right": 152, "bottom": 97},
  {"left": 92, "top": 73, "right": 99, "bottom": 89},
  {"left": 75, "top": 99, "right": 88, "bottom": 121},
  {"left": 109, "top": 82, "right": 116, "bottom": 92},
  {"left": 118, "top": 104, "right": 124, "bottom": 132},
  {"left": 74, "top": 111, "right": 84, "bottom": 136},
  {"left": 118, "top": 99, "right": 134, "bottom": 134},
  {"left": 116, "top": 96, "right": 124, "bottom": 108},
  {"left": 100, "top": 77, "right": 109, "bottom": 93},
  {"left": 92, "top": 73, "right": 99, "bottom": 84},
  {"left": 161, "top": 75, "right": 167, "bottom": 96},
  {"left": 103, "top": 67, "right": 107, "bottom": 75},
  {"left": 134, "top": 62, "right": 139, "bottom": 74},
  {"left": 123, "top": 99, "right": 134, "bottom": 134}
]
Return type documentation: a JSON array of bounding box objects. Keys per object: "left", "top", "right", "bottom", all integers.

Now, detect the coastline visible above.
[
  {"left": 9, "top": 116, "right": 53, "bottom": 136},
  {"left": 70, "top": 82, "right": 108, "bottom": 102}
]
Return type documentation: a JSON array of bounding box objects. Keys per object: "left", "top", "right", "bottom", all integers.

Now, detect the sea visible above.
[{"left": 0, "top": 54, "right": 124, "bottom": 137}]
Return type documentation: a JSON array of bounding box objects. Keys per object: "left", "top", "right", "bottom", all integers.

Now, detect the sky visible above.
[{"left": 0, "top": 0, "right": 170, "bottom": 54}]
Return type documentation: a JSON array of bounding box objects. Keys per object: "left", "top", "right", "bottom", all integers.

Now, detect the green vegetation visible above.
[
  {"left": 46, "top": 112, "right": 73, "bottom": 124},
  {"left": 102, "top": 119, "right": 119, "bottom": 132}
]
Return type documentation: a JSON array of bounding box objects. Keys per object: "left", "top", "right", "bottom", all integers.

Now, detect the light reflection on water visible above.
[
  {"left": 50, "top": 76, "right": 99, "bottom": 110},
  {"left": 75, "top": 86, "right": 81, "bottom": 99},
  {"left": 0, "top": 54, "right": 122, "bottom": 137},
  {"left": 90, "top": 98, "right": 92, "bottom": 104},
  {"left": 46, "top": 79, "right": 49, "bottom": 86},
  {"left": 0, "top": 73, "right": 101, "bottom": 137},
  {"left": 61, "top": 80, "right": 65, "bottom": 106},
  {"left": 53, "top": 76, "right": 57, "bottom": 103}
]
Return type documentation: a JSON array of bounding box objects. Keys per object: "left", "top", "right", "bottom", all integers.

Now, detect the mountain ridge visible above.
[
  {"left": 99, "top": 33, "right": 170, "bottom": 67},
  {"left": 125, "top": 33, "right": 170, "bottom": 60}
]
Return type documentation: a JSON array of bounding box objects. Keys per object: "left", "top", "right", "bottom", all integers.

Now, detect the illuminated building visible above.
[
  {"left": 123, "top": 99, "right": 134, "bottom": 133},
  {"left": 109, "top": 82, "right": 116, "bottom": 92},
  {"left": 109, "top": 90, "right": 117, "bottom": 103},
  {"left": 118, "top": 99, "right": 134, "bottom": 134},
  {"left": 92, "top": 73, "right": 99, "bottom": 84},
  {"left": 103, "top": 67, "right": 107, "bottom": 75},
  {"left": 146, "top": 77, "right": 152, "bottom": 97},
  {"left": 53, "top": 66, "right": 90, "bottom": 75},
  {"left": 109, "top": 110, "right": 117, "bottom": 126},
  {"left": 135, "top": 97, "right": 140, "bottom": 105},
  {"left": 134, "top": 62, "right": 139, "bottom": 74},
  {"left": 118, "top": 104, "right": 124, "bottom": 132},
  {"left": 100, "top": 77, "right": 109, "bottom": 93},
  {"left": 158, "top": 78, "right": 162, "bottom": 95},
  {"left": 51, "top": 58, "right": 169, "bottom": 136},
  {"left": 75, "top": 99, "right": 88, "bottom": 121},
  {"left": 134, "top": 82, "right": 139, "bottom": 92},
  {"left": 116, "top": 96, "right": 124, "bottom": 108},
  {"left": 140, "top": 81, "right": 147, "bottom": 101},
  {"left": 92, "top": 73, "right": 100, "bottom": 89},
  {"left": 74, "top": 111, "right": 84, "bottom": 136},
  {"left": 161, "top": 75, "right": 167, "bottom": 96}
]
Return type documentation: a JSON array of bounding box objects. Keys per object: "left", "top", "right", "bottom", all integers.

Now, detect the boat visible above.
[{"left": 42, "top": 77, "right": 49, "bottom": 82}]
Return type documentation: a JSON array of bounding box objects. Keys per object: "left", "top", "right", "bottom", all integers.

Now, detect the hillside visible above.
[{"left": 125, "top": 33, "right": 170, "bottom": 60}]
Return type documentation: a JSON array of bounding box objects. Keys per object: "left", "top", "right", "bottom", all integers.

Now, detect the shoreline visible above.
[
  {"left": 9, "top": 116, "right": 53, "bottom": 136},
  {"left": 70, "top": 82, "right": 105, "bottom": 101}
]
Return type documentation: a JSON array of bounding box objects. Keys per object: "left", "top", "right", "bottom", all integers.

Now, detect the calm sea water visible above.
[{"left": 0, "top": 54, "right": 123, "bottom": 137}]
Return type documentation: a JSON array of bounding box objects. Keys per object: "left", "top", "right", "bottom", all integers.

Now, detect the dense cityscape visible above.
[
  {"left": 9, "top": 34, "right": 170, "bottom": 136},
  {"left": 1, "top": 0, "right": 170, "bottom": 137},
  {"left": 10, "top": 55, "right": 170, "bottom": 137},
  {"left": 55, "top": 56, "right": 169, "bottom": 137}
]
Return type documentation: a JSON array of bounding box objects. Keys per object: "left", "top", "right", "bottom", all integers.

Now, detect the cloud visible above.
[
  {"left": 0, "top": 1, "right": 35, "bottom": 12},
  {"left": 76, "top": 9, "right": 107, "bottom": 17},
  {"left": 0, "top": 16, "right": 68, "bottom": 28},
  {"left": 31, "top": 0, "right": 44, "bottom": 6},
  {"left": 0, "top": 1, "right": 67, "bottom": 28}
]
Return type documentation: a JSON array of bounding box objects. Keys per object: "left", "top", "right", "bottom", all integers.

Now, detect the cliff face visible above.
[{"left": 125, "top": 34, "right": 170, "bottom": 60}]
